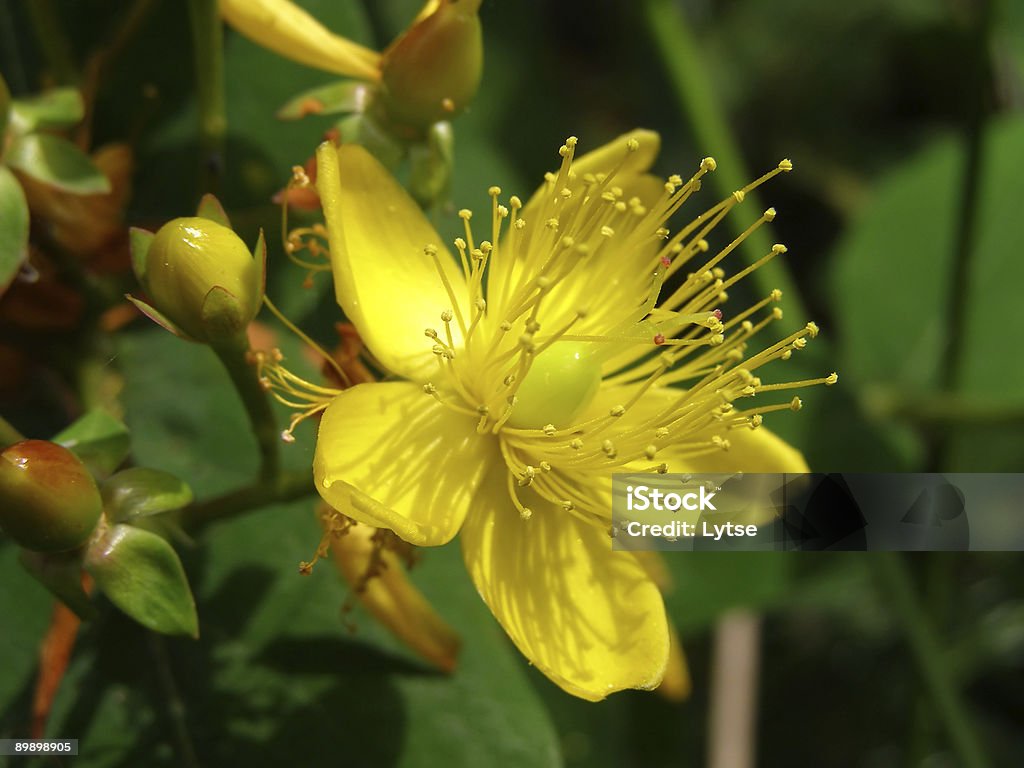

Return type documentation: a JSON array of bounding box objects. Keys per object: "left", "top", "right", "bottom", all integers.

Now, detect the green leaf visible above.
[
  {"left": 8, "top": 87, "right": 84, "bottom": 132},
  {"left": 19, "top": 549, "right": 97, "bottom": 620},
  {"left": 276, "top": 79, "right": 370, "bottom": 120},
  {"left": 831, "top": 117, "right": 1024, "bottom": 469},
  {"left": 5, "top": 133, "right": 112, "bottom": 194},
  {"left": 84, "top": 523, "right": 199, "bottom": 637},
  {"left": 101, "top": 468, "right": 194, "bottom": 523},
  {"left": 0, "top": 165, "right": 29, "bottom": 297},
  {"left": 53, "top": 409, "right": 131, "bottom": 477}
]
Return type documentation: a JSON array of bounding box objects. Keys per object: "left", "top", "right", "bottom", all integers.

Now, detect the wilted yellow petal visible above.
[
  {"left": 322, "top": 510, "right": 460, "bottom": 672},
  {"left": 314, "top": 382, "right": 495, "bottom": 546},
  {"left": 220, "top": 0, "right": 381, "bottom": 81}
]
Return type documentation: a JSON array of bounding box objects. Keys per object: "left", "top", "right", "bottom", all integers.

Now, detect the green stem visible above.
[
  {"left": 641, "top": 0, "right": 807, "bottom": 335},
  {"left": 211, "top": 336, "right": 281, "bottom": 483},
  {"left": 180, "top": 470, "right": 313, "bottom": 531},
  {"left": 874, "top": 554, "right": 991, "bottom": 768},
  {"left": 0, "top": 415, "right": 25, "bottom": 448},
  {"left": 866, "top": 388, "right": 1024, "bottom": 427},
  {"left": 186, "top": 0, "right": 226, "bottom": 192},
  {"left": 927, "top": 0, "right": 994, "bottom": 471}
]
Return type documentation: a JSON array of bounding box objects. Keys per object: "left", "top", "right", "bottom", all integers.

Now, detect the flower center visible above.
[{"left": 505, "top": 342, "right": 601, "bottom": 430}]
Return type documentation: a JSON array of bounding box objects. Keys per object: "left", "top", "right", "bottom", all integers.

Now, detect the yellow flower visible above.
[{"left": 307, "top": 131, "right": 834, "bottom": 700}]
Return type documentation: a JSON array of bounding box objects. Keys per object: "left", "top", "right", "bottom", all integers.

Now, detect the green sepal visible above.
[
  {"left": 53, "top": 410, "right": 130, "bottom": 478},
  {"left": 195, "top": 193, "right": 231, "bottom": 228},
  {"left": 409, "top": 120, "right": 454, "bottom": 207},
  {"left": 19, "top": 549, "right": 97, "bottom": 620},
  {"left": 0, "top": 165, "right": 29, "bottom": 298},
  {"left": 200, "top": 284, "right": 246, "bottom": 341},
  {"left": 129, "top": 227, "right": 154, "bottom": 283},
  {"left": 85, "top": 523, "right": 199, "bottom": 638},
  {"left": 337, "top": 112, "right": 404, "bottom": 171},
  {"left": 252, "top": 229, "right": 267, "bottom": 297},
  {"left": 5, "top": 133, "right": 111, "bottom": 195},
  {"left": 9, "top": 87, "right": 83, "bottom": 133},
  {"left": 125, "top": 294, "right": 193, "bottom": 340},
  {"left": 101, "top": 468, "right": 194, "bottom": 524},
  {"left": 276, "top": 80, "right": 370, "bottom": 120}
]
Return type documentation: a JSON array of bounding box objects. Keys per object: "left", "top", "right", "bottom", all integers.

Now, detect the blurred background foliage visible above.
[{"left": 1, "top": 0, "right": 1023, "bottom": 765}]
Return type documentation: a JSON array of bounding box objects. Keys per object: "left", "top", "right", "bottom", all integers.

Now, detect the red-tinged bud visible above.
[
  {"left": 379, "top": 0, "right": 483, "bottom": 131},
  {"left": 0, "top": 440, "right": 102, "bottom": 552}
]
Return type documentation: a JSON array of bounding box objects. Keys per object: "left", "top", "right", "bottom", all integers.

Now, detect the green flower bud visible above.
[
  {"left": 379, "top": 0, "right": 483, "bottom": 131},
  {"left": 0, "top": 440, "right": 103, "bottom": 553},
  {"left": 139, "top": 217, "right": 262, "bottom": 344}
]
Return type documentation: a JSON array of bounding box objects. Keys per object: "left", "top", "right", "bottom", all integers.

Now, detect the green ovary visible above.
[{"left": 506, "top": 342, "right": 602, "bottom": 430}]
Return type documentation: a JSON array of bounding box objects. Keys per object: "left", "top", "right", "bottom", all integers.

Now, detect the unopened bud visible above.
[
  {"left": 379, "top": 0, "right": 483, "bottom": 130},
  {"left": 0, "top": 440, "right": 102, "bottom": 552},
  {"left": 135, "top": 217, "right": 263, "bottom": 344}
]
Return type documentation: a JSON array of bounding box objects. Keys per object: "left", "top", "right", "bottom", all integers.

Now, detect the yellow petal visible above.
[
  {"left": 672, "top": 424, "right": 810, "bottom": 473},
  {"left": 321, "top": 509, "right": 460, "bottom": 672},
  {"left": 314, "top": 382, "right": 494, "bottom": 546},
  {"left": 220, "top": 0, "right": 381, "bottom": 80},
  {"left": 316, "top": 142, "right": 467, "bottom": 382},
  {"left": 461, "top": 470, "right": 669, "bottom": 701}
]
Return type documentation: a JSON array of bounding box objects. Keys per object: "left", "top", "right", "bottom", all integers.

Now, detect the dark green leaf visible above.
[
  {"left": 102, "top": 468, "right": 194, "bottom": 523},
  {"left": 0, "top": 165, "right": 29, "bottom": 296},
  {"left": 5, "top": 133, "right": 112, "bottom": 194},
  {"left": 85, "top": 523, "right": 198, "bottom": 637},
  {"left": 8, "top": 87, "right": 84, "bottom": 132},
  {"left": 53, "top": 409, "right": 131, "bottom": 477}
]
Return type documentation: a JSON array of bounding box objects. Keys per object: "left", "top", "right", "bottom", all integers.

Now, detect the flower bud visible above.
[
  {"left": 0, "top": 440, "right": 102, "bottom": 552},
  {"left": 379, "top": 0, "right": 483, "bottom": 131},
  {"left": 138, "top": 217, "right": 262, "bottom": 344}
]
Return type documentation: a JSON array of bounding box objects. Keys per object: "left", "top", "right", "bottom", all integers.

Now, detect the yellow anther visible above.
[
  {"left": 459, "top": 209, "right": 472, "bottom": 220},
  {"left": 609, "top": 405, "right": 625, "bottom": 417},
  {"left": 778, "top": 158, "right": 793, "bottom": 172},
  {"left": 644, "top": 445, "right": 658, "bottom": 460},
  {"left": 654, "top": 427, "right": 669, "bottom": 438},
  {"left": 520, "top": 507, "right": 533, "bottom": 521},
  {"left": 423, "top": 383, "right": 437, "bottom": 395},
  {"left": 569, "top": 438, "right": 583, "bottom": 450},
  {"left": 764, "top": 207, "right": 777, "bottom": 221},
  {"left": 488, "top": 185, "right": 501, "bottom": 196},
  {"left": 790, "top": 396, "right": 803, "bottom": 411},
  {"left": 772, "top": 244, "right": 787, "bottom": 254},
  {"left": 543, "top": 424, "right": 556, "bottom": 436},
  {"left": 626, "top": 138, "right": 640, "bottom": 152},
  {"left": 806, "top": 321, "right": 820, "bottom": 338},
  {"left": 826, "top": 372, "right": 839, "bottom": 385},
  {"left": 701, "top": 157, "right": 717, "bottom": 171},
  {"left": 733, "top": 190, "right": 746, "bottom": 203}
]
